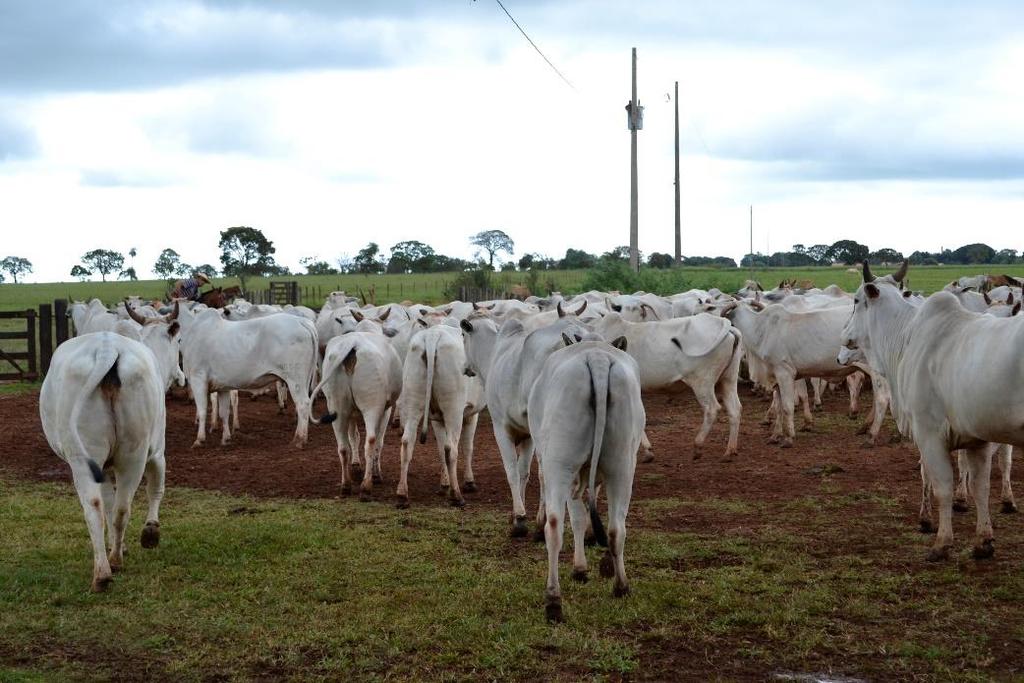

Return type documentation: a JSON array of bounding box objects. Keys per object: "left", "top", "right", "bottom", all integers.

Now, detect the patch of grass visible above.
[
  {"left": 0, "top": 382, "right": 38, "bottom": 396},
  {"left": 2, "top": 477, "right": 1023, "bottom": 681}
]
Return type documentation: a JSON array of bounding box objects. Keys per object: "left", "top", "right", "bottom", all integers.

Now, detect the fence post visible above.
[
  {"left": 25, "top": 308, "right": 38, "bottom": 380},
  {"left": 39, "top": 304, "right": 53, "bottom": 376},
  {"left": 54, "top": 299, "right": 69, "bottom": 344}
]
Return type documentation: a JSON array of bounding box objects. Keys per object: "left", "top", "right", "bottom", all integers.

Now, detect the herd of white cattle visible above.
[{"left": 38, "top": 264, "right": 1024, "bottom": 621}]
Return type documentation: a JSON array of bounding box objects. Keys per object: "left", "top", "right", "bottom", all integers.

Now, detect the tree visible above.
[
  {"left": 387, "top": 241, "right": 436, "bottom": 273},
  {"left": 647, "top": 252, "right": 674, "bottom": 269},
  {"left": 950, "top": 243, "right": 996, "bottom": 265},
  {"left": 469, "top": 229, "right": 515, "bottom": 268},
  {"left": 868, "top": 248, "right": 904, "bottom": 265},
  {"left": 993, "top": 248, "right": 1019, "bottom": 265},
  {"left": 70, "top": 265, "right": 92, "bottom": 281},
  {"left": 740, "top": 252, "right": 769, "bottom": 268},
  {"left": 118, "top": 267, "right": 138, "bottom": 281},
  {"left": 336, "top": 254, "right": 354, "bottom": 273},
  {"left": 299, "top": 256, "right": 339, "bottom": 275},
  {"left": 80, "top": 249, "right": 125, "bottom": 282},
  {"left": 806, "top": 244, "right": 830, "bottom": 264},
  {"left": 353, "top": 242, "right": 385, "bottom": 274},
  {"left": 153, "top": 248, "right": 190, "bottom": 279},
  {"left": 559, "top": 248, "right": 595, "bottom": 269},
  {"left": 601, "top": 246, "right": 632, "bottom": 263},
  {"left": 0, "top": 256, "right": 32, "bottom": 284},
  {"left": 825, "top": 240, "right": 869, "bottom": 266},
  {"left": 218, "top": 226, "right": 279, "bottom": 289}
]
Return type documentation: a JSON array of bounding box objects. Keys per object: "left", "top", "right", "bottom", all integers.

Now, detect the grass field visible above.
[
  {"left": 0, "top": 472, "right": 1018, "bottom": 682},
  {"left": 2, "top": 264, "right": 1020, "bottom": 314}
]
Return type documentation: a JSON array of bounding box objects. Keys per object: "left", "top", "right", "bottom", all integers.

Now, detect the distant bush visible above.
[{"left": 580, "top": 260, "right": 747, "bottom": 296}]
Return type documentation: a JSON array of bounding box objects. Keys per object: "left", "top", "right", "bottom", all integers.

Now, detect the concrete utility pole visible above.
[
  {"left": 627, "top": 47, "right": 642, "bottom": 273},
  {"left": 673, "top": 80, "right": 681, "bottom": 266}
]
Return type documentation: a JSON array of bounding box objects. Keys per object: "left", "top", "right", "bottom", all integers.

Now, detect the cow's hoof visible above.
[
  {"left": 191, "top": 440, "right": 203, "bottom": 449},
  {"left": 372, "top": 473, "right": 383, "bottom": 485},
  {"left": 972, "top": 539, "right": 995, "bottom": 560},
  {"left": 953, "top": 500, "right": 969, "bottom": 513},
  {"left": 395, "top": 495, "right": 410, "bottom": 510},
  {"left": 532, "top": 527, "right": 546, "bottom": 543},
  {"left": 1001, "top": 501, "right": 1018, "bottom": 514},
  {"left": 919, "top": 519, "right": 935, "bottom": 534},
  {"left": 340, "top": 483, "right": 352, "bottom": 496},
  {"left": 91, "top": 575, "right": 113, "bottom": 593},
  {"left": 926, "top": 546, "right": 951, "bottom": 562},
  {"left": 359, "top": 490, "right": 373, "bottom": 503},
  {"left": 350, "top": 466, "right": 364, "bottom": 480},
  {"left": 107, "top": 557, "right": 123, "bottom": 573},
  {"left": 599, "top": 551, "right": 615, "bottom": 578},
  {"left": 449, "top": 496, "right": 465, "bottom": 509},
  {"left": 691, "top": 447, "right": 702, "bottom": 461},
  {"left": 641, "top": 450, "right": 655, "bottom": 463},
  {"left": 140, "top": 522, "right": 160, "bottom": 549},
  {"left": 800, "top": 423, "right": 814, "bottom": 432},
  {"left": 766, "top": 435, "right": 780, "bottom": 444},
  {"left": 613, "top": 582, "right": 630, "bottom": 598},
  {"left": 436, "top": 484, "right": 450, "bottom": 497},
  {"left": 571, "top": 569, "right": 588, "bottom": 583},
  {"left": 510, "top": 516, "right": 529, "bottom": 538},
  {"left": 583, "top": 531, "right": 597, "bottom": 547},
  {"left": 848, "top": 412, "right": 858, "bottom": 420},
  {"left": 545, "top": 600, "right": 563, "bottom": 624},
  {"left": 780, "top": 439, "right": 794, "bottom": 449},
  {"left": 462, "top": 480, "right": 477, "bottom": 493}
]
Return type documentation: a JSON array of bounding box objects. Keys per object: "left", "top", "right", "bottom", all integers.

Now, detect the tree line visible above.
[{"left": 739, "top": 241, "right": 1023, "bottom": 268}]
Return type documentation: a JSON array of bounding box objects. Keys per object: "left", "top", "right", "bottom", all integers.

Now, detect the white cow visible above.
[
  {"left": 461, "top": 314, "right": 592, "bottom": 536},
  {"left": 176, "top": 306, "right": 318, "bottom": 447},
  {"left": 394, "top": 325, "right": 470, "bottom": 508},
  {"left": 69, "top": 299, "right": 118, "bottom": 335},
  {"left": 724, "top": 299, "right": 857, "bottom": 447},
  {"left": 528, "top": 340, "right": 645, "bottom": 622},
  {"left": 123, "top": 302, "right": 186, "bottom": 391},
  {"left": 593, "top": 311, "right": 742, "bottom": 457},
  {"left": 310, "top": 322, "right": 403, "bottom": 499},
  {"left": 39, "top": 332, "right": 167, "bottom": 592},
  {"left": 839, "top": 261, "right": 1024, "bottom": 560}
]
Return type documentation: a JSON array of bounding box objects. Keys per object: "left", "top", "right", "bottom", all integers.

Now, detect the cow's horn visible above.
[
  {"left": 125, "top": 299, "right": 148, "bottom": 326},
  {"left": 892, "top": 260, "right": 909, "bottom": 283},
  {"left": 862, "top": 261, "right": 875, "bottom": 282},
  {"left": 557, "top": 301, "right": 565, "bottom": 318},
  {"left": 574, "top": 300, "right": 588, "bottom": 316},
  {"left": 166, "top": 300, "right": 180, "bottom": 322}
]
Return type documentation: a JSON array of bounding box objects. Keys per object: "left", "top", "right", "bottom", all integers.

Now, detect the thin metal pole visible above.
[
  {"left": 629, "top": 47, "right": 639, "bottom": 273},
  {"left": 674, "top": 80, "right": 681, "bottom": 266},
  {"left": 749, "top": 205, "right": 753, "bottom": 278}
]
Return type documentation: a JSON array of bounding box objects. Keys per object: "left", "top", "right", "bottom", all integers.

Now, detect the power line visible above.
[{"left": 487, "top": 0, "right": 576, "bottom": 91}]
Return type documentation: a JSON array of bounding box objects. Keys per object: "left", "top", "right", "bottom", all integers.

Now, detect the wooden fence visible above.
[{"left": 0, "top": 301, "right": 69, "bottom": 382}]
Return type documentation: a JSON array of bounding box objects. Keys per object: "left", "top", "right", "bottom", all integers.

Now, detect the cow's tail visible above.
[
  {"left": 69, "top": 344, "right": 121, "bottom": 484},
  {"left": 586, "top": 352, "right": 611, "bottom": 548},
  {"left": 307, "top": 324, "right": 320, "bottom": 394},
  {"left": 420, "top": 333, "right": 438, "bottom": 444},
  {"left": 308, "top": 343, "right": 343, "bottom": 425},
  {"left": 726, "top": 326, "right": 744, "bottom": 379}
]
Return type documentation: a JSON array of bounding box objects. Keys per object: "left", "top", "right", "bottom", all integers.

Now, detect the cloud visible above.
[
  {"left": 79, "top": 168, "right": 182, "bottom": 188},
  {"left": 0, "top": 114, "right": 38, "bottom": 161}
]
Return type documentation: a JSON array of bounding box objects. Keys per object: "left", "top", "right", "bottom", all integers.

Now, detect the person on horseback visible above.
[{"left": 171, "top": 273, "right": 210, "bottom": 302}]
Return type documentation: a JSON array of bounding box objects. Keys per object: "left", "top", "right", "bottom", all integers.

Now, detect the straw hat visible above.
[{"left": 195, "top": 273, "right": 210, "bottom": 284}]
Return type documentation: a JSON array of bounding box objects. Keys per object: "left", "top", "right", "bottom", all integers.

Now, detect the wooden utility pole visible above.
[
  {"left": 673, "top": 80, "right": 681, "bottom": 266},
  {"left": 628, "top": 48, "right": 640, "bottom": 273},
  {"left": 749, "top": 205, "right": 754, "bottom": 278}
]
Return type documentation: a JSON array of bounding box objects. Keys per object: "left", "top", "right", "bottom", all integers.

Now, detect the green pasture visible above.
[
  {"left": 1, "top": 265, "right": 1019, "bottom": 314},
  {"left": 2, "top": 473, "right": 1022, "bottom": 681}
]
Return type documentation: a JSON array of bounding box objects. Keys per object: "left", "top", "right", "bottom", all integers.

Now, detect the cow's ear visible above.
[
  {"left": 902, "top": 290, "right": 912, "bottom": 298},
  {"left": 1009, "top": 292, "right": 1015, "bottom": 305},
  {"left": 865, "top": 283, "right": 880, "bottom": 299},
  {"left": 460, "top": 319, "right": 474, "bottom": 333},
  {"left": 561, "top": 332, "right": 574, "bottom": 346},
  {"left": 1013, "top": 302, "right": 1021, "bottom": 317},
  {"left": 611, "top": 336, "right": 627, "bottom": 352},
  {"left": 611, "top": 302, "right": 622, "bottom": 312},
  {"left": 167, "top": 321, "right": 181, "bottom": 337},
  {"left": 351, "top": 310, "right": 364, "bottom": 322}
]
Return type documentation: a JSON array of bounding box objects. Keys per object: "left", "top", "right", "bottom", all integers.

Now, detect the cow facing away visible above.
[
  {"left": 310, "top": 323, "right": 403, "bottom": 499},
  {"left": 528, "top": 340, "right": 645, "bottom": 623},
  {"left": 39, "top": 332, "right": 168, "bottom": 592}
]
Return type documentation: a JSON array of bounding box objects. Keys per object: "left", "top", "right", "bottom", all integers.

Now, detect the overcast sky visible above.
[{"left": 1, "top": 0, "right": 1022, "bottom": 282}]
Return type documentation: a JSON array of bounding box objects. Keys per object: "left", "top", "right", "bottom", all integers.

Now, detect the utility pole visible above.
[
  {"left": 749, "top": 205, "right": 753, "bottom": 278},
  {"left": 673, "top": 80, "right": 681, "bottom": 266},
  {"left": 626, "top": 48, "right": 642, "bottom": 273}
]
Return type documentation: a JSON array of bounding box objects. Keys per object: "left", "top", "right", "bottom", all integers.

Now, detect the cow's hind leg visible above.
[
  {"left": 543, "top": 473, "right": 569, "bottom": 623},
  {"left": 567, "top": 491, "right": 590, "bottom": 582},
  {"left": 283, "top": 376, "right": 311, "bottom": 448},
  {"left": 919, "top": 435, "right": 956, "bottom": 560},
  {"left": 107, "top": 455, "right": 146, "bottom": 573},
  {"left": 141, "top": 452, "right": 165, "bottom": 548},
  {"left": 998, "top": 444, "right": 1016, "bottom": 513},
  {"left": 217, "top": 392, "right": 233, "bottom": 445},
  {"left": 918, "top": 459, "right": 934, "bottom": 533},
  {"left": 966, "top": 444, "right": 997, "bottom": 559},
  {"left": 395, "top": 420, "right": 419, "bottom": 508},
  {"left": 191, "top": 377, "right": 209, "bottom": 448},
  {"left": 953, "top": 450, "right": 970, "bottom": 512},
  {"left": 359, "top": 409, "right": 384, "bottom": 501},
  {"left": 689, "top": 379, "right": 720, "bottom": 459},
  {"left": 71, "top": 461, "right": 113, "bottom": 592},
  {"left": 460, "top": 412, "right": 479, "bottom": 492},
  {"left": 604, "top": 471, "right": 633, "bottom": 598}
]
